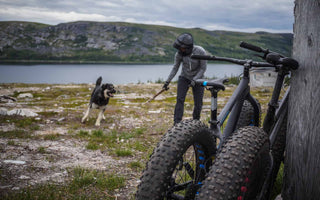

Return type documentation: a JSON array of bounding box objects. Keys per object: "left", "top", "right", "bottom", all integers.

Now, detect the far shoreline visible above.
[
  {"left": 0, "top": 60, "right": 230, "bottom": 65},
  {"left": 0, "top": 60, "right": 171, "bottom": 65}
]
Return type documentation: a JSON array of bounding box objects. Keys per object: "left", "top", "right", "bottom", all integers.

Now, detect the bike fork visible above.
[{"left": 257, "top": 151, "right": 274, "bottom": 200}]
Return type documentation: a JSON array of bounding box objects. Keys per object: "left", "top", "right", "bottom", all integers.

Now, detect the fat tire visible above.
[
  {"left": 136, "top": 119, "right": 217, "bottom": 200},
  {"left": 197, "top": 126, "right": 269, "bottom": 200},
  {"left": 236, "top": 99, "right": 260, "bottom": 129}
]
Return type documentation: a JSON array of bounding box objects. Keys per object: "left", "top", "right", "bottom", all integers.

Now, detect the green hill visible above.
[{"left": 0, "top": 21, "right": 292, "bottom": 63}]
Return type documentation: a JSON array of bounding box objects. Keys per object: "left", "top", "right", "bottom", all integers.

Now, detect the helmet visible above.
[{"left": 173, "top": 33, "right": 194, "bottom": 56}]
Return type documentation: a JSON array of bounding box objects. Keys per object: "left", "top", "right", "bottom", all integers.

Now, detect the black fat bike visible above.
[
  {"left": 195, "top": 42, "right": 299, "bottom": 200},
  {"left": 135, "top": 42, "right": 298, "bottom": 200}
]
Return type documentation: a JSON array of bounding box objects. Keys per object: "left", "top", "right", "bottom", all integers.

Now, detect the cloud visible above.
[
  {"left": 0, "top": 6, "right": 119, "bottom": 24},
  {"left": 0, "top": 0, "right": 294, "bottom": 32}
]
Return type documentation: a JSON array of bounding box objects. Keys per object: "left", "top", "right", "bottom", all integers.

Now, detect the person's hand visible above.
[
  {"left": 163, "top": 81, "right": 170, "bottom": 90},
  {"left": 190, "top": 80, "right": 196, "bottom": 87}
]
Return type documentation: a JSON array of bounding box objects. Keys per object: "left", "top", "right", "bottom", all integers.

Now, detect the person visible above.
[{"left": 163, "top": 33, "right": 207, "bottom": 125}]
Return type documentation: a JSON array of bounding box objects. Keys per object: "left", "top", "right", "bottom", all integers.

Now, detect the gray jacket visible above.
[{"left": 166, "top": 45, "right": 207, "bottom": 83}]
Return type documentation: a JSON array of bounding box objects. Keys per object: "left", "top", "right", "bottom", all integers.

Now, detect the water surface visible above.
[{"left": 0, "top": 63, "right": 243, "bottom": 84}]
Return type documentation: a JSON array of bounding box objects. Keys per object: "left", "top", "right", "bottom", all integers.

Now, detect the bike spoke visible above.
[
  {"left": 183, "top": 162, "right": 195, "bottom": 178},
  {"left": 169, "top": 180, "right": 193, "bottom": 192}
]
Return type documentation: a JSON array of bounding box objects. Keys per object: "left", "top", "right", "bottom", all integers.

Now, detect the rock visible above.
[
  {"left": 58, "top": 117, "right": 65, "bottom": 122},
  {"left": 3, "top": 160, "right": 26, "bottom": 165},
  {"left": 7, "top": 109, "right": 38, "bottom": 117},
  {"left": 260, "top": 88, "right": 270, "bottom": 93},
  {"left": 17, "top": 93, "right": 33, "bottom": 98},
  {"left": 19, "top": 175, "right": 31, "bottom": 180},
  {"left": 0, "top": 185, "right": 12, "bottom": 190},
  {"left": 57, "top": 95, "right": 70, "bottom": 99},
  {"left": 5, "top": 102, "right": 17, "bottom": 107},
  {"left": 148, "top": 110, "right": 161, "bottom": 114},
  {"left": 0, "top": 95, "right": 17, "bottom": 102},
  {"left": 0, "top": 107, "right": 8, "bottom": 115}
]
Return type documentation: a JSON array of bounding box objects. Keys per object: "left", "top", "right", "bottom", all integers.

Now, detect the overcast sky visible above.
[{"left": 0, "top": 0, "right": 295, "bottom": 33}]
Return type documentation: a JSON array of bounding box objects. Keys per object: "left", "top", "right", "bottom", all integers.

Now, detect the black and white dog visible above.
[{"left": 81, "top": 76, "right": 116, "bottom": 126}]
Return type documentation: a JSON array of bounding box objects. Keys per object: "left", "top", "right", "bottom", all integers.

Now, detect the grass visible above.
[
  {"left": 0, "top": 116, "right": 38, "bottom": 129},
  {"left": 86, "top": 142, "right": 100, "bottom": 150},
  {"left": 271, "top": 163, "right": 284, "bottom": 199},
  {"left": 76, "top": 128, "right": 150, "bottom": 154},
  {"left": 38, "top": 111, "right": 58, "bottom": 117},
  {"left": 37, "top": 146, "right": 47, "bottom": 154},
  {"left": 128, "top": 161, "right": 143, "bottom": 171},
  {"left": 115, "top": 148, "right": 133, "bottom": 157},
  {"left": 0, "top": 129, "right": 32, "bottom": 139},
  {"left": 78, "top": 130, "right": 89, "bottom": 137},
  {"left": 2, "top": 167, "right": 126, "bottom": 200},
  {"left": 7, "top": 140, "right": 15, "bottom": 145},
  {"left": 43, "top": 133, "right": 60, "bottom": 140},
  {"left": 0, "top": 82, "right": 280, "bottom": 199}
]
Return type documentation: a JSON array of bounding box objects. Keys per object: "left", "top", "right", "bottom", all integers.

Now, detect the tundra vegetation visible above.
[
  {"left": 0, "top": 81, "right": 284, "bottom": 199},
  {"left": 0, "top": 21, "right": 292, "bottom": 63}
]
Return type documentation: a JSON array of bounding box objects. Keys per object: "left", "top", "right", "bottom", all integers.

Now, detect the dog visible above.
[{"left": 81, "top": 76, "right": 116, "bottom": 126}]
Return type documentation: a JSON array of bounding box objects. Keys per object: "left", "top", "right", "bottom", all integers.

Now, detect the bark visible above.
[{"left": 283, "top": 0, "right": 320, "bottom": 199}]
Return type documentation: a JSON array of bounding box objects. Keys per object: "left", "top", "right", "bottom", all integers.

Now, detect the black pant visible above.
[{"left": 174, "top": 76, "right": 204, "bottom": 124}]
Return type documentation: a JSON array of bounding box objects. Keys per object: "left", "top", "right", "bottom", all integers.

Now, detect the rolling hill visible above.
[{"left": 0, "top": 21, "right": 293, "bottom": 63}]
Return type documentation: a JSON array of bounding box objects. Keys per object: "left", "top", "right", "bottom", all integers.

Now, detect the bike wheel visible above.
[
  {"left": 197, "top": 126, "right": 269, "bottom": 200},
  {"left": 136, "top": 119, "right": 217, "bottom": 200},
  {"left": 236, "top": 99, "right": 260, "bottom": 129}
]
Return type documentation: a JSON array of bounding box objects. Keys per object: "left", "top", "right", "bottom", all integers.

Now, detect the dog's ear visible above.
[{"left": 96, "top": 77, "right": 102, "bottom": 86}]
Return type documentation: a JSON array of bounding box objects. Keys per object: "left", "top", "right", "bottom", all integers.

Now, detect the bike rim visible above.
[{"left": 166, "top": 143, "right": 208, "bottom": 199}]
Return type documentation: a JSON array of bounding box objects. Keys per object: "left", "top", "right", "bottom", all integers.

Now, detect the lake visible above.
[{"left": 0, "top": 63, "right": 243, "bottom": 84}]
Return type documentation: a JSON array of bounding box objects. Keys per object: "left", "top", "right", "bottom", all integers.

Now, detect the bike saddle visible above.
[{"left": 195, "top": 78, "right": 229, "bottom": 91}]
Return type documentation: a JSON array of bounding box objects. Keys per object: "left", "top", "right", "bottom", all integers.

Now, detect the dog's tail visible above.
[{"left": 96, "top": 76, "right": 102, "bottom": 86}]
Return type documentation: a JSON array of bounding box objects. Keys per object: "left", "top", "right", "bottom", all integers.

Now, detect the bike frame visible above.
[
  {"left": 208, "top": 71, "right": 259, "bottom": 145},
  {"left": 258, "top": 66, "right": 291, "bottom": 200},
  {"left": 199, "top": 60, "right": 263, "bottom": 147},
  {"left": 204, "top": 60, "right": 291, "bottom": 200},
  {"left": 191, "top": 43, "right": 298, "bottom": 200}
]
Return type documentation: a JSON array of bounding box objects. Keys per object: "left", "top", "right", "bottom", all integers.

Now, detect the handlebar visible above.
[
  {"left": 240, "top": 41, "right": 267, "bottom": 54},
  {"left": 240, "top": 41, "right": 299, "bottom": 70},
  {"left": 266, "top": 53, "right": 299, "bottom": 70},
  {"left": 191, "top": 54, "right": 275, "bottom": 68},
  {"left": 192, "top": 42, "right": 299, "bottom": 71},
  {"left": 240, "top": 41, "right": 285, "bottom": 58}
]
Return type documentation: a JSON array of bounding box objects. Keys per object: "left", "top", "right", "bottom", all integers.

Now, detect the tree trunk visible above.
[{"left": 283, "top": 0, "right": 320, "bottom": 200}]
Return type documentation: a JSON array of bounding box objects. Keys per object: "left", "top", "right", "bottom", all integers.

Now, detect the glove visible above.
[
  {"left": 190, "top": 80, "right": 196, "bottom": 87},
  {"left": 163, "top": 81, "right": 170, "bottom": 90}
]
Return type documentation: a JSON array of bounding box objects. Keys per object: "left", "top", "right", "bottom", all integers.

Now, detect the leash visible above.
[{"left": 145, "top": 87, "right": 169, "bottom": 103}]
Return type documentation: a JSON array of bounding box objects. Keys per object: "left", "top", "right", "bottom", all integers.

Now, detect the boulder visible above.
[
  {"left": 7, "top": 109, "right": 38, "bottom": 117},
  {"left": 0, "top": 107, "right": 8, "bottom": 115},
  {"left": 3, "top": 160, "right": 26, "bottom": 165},
  {"left": 17, "top": 93, "right": 33, "bottom": 98}
]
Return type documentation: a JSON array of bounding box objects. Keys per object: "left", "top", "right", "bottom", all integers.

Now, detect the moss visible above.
[
  {"left": 3, "top": 167, "right": 125, "bottom": 200},
  {"left": 115, "top": 148, "right": 133, "bottom": 157},
  {"left": 0, "top": 129, "right": 32, "bottom": 139},
  {"left": 128, "top": 161, "right": 143, "bottom": 171}
]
